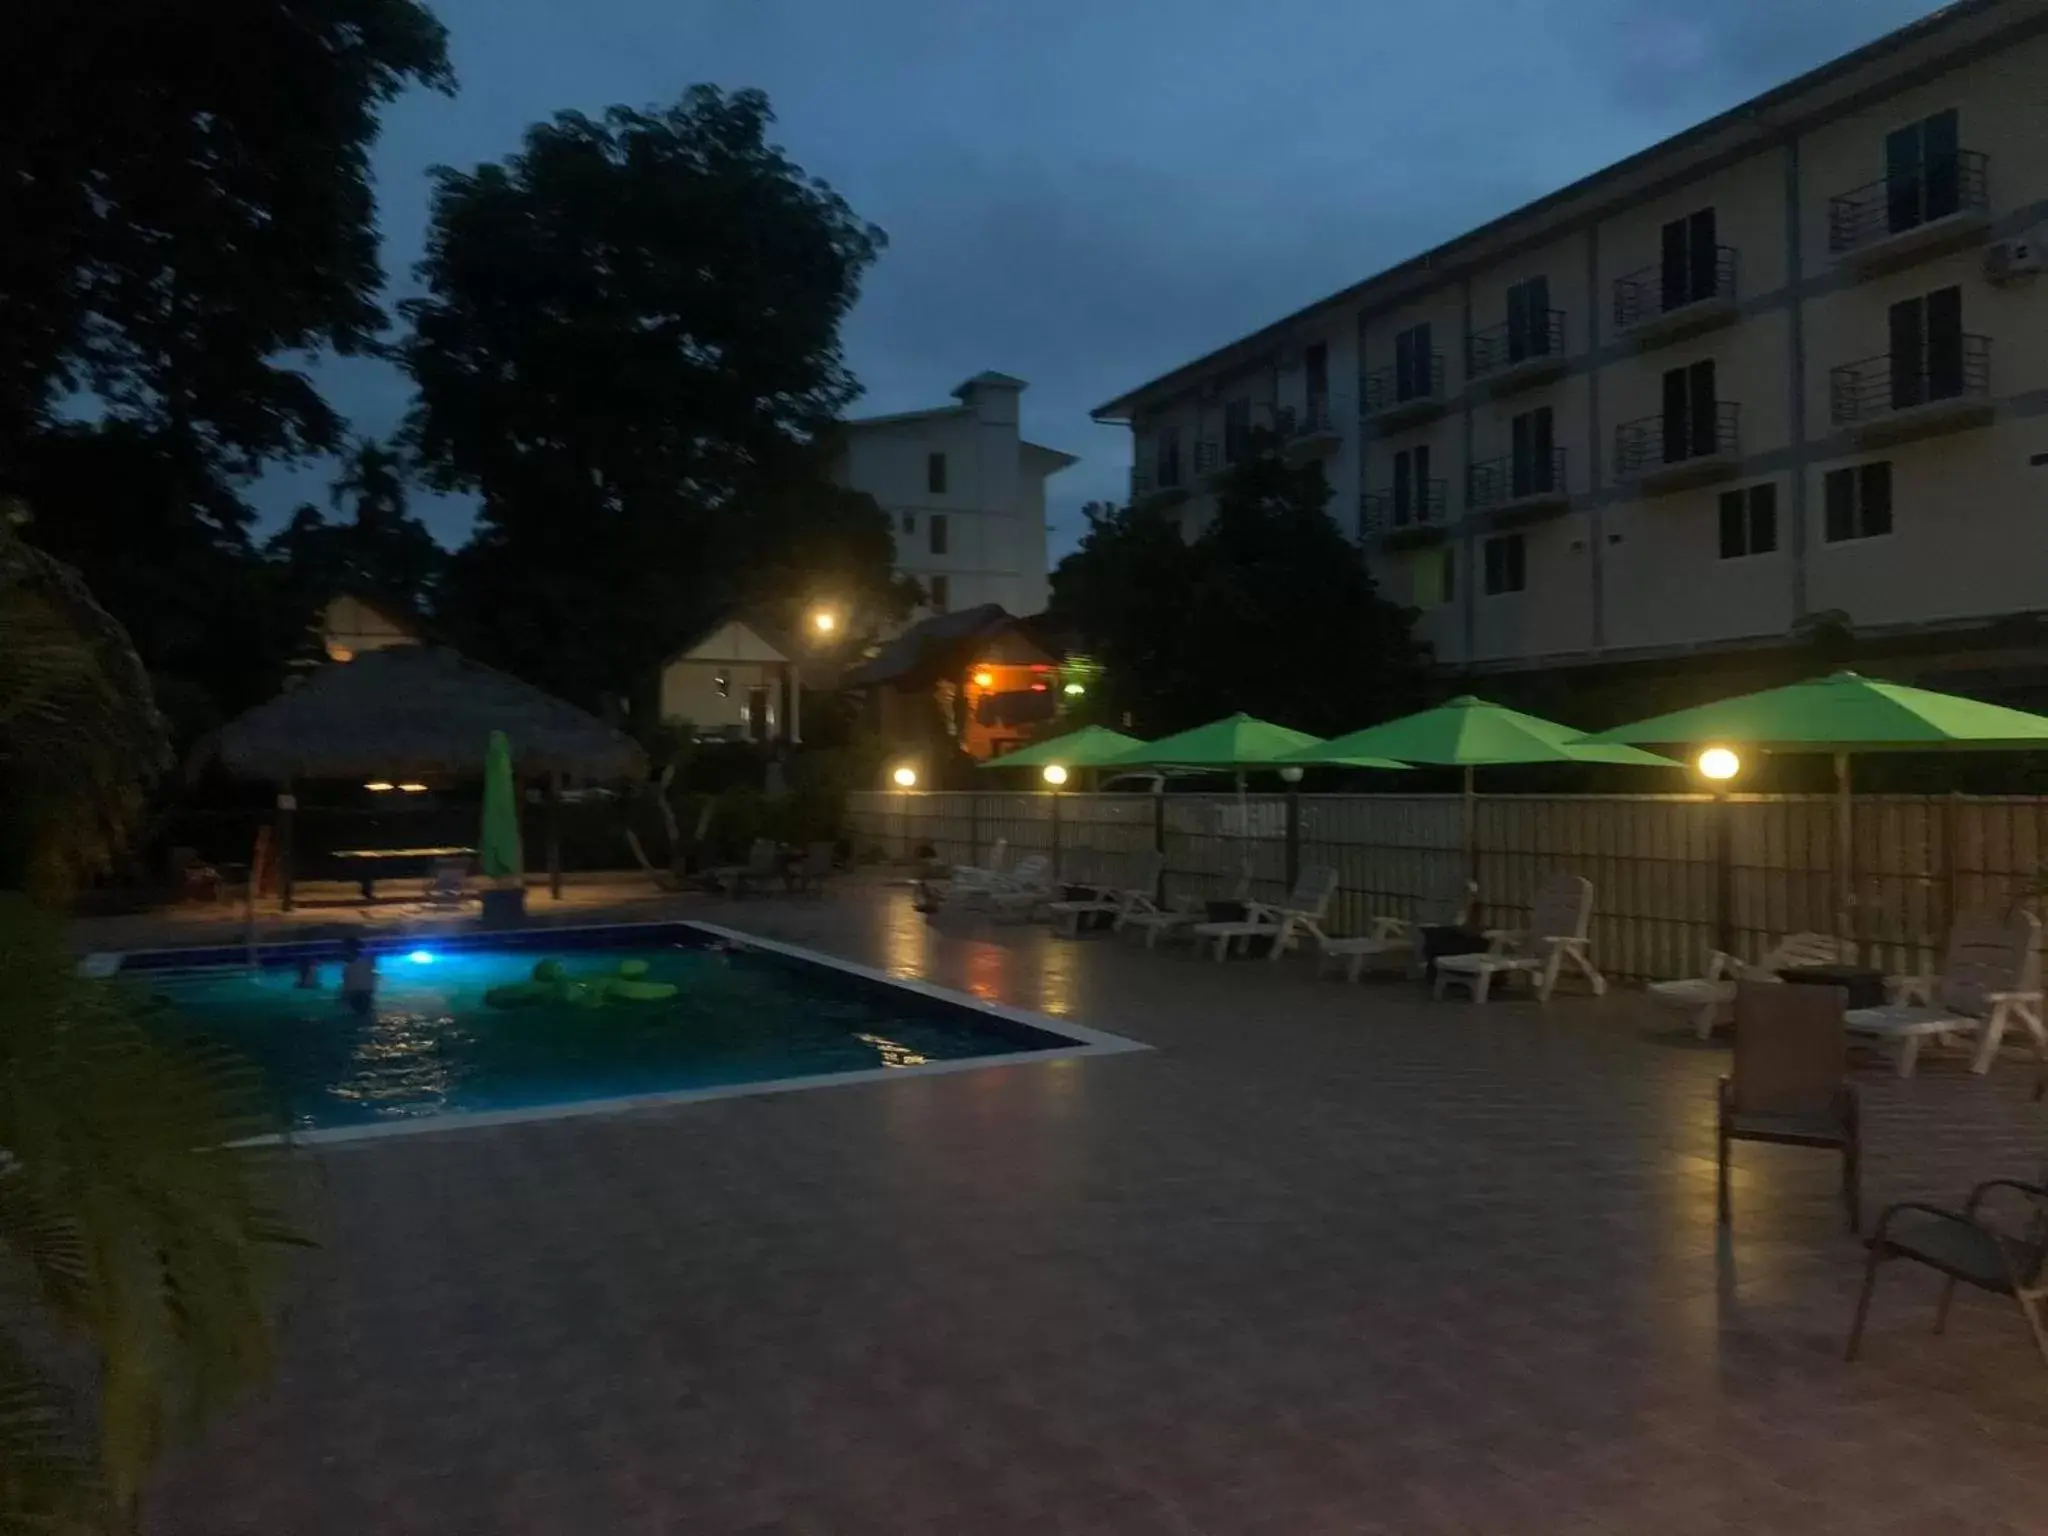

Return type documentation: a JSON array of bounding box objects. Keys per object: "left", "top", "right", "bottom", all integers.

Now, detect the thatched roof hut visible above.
[{"left": 200, "top": 646, "right": 647, "bottom": 783}]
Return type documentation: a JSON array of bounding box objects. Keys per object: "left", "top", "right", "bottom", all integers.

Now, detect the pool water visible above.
[{"left": 139, "top": 938, "right": 1064, "bottom": 1132}]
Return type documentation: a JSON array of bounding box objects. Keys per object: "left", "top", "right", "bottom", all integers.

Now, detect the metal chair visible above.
[
  {"left": 1716, "top": 981, "right": 1861, "bottom": 1233},
  {"left": 1847, "top": 1176, "right": 2048, "bottom": 1366}
]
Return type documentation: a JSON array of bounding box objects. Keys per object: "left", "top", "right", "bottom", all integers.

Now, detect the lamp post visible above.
[
  {"left": 1279, "top": 764, "right": 1304, "bottom": 888},
  {"left": 1043, "top": 763, "right": 1066, "bottom": 874},
  {"left": 891, "top": 764, "right": 918, "bottom": 862},
  {"left": 1697, "top": 746, "right": 1742, "bottom": 956}
]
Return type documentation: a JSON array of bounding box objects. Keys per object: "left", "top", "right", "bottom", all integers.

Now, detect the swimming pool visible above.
[{"left": 119, "top": 923, "right": 1142, "bottom": 1141}]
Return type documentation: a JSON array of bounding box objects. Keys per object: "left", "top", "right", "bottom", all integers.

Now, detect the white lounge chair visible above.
[
  {"left": 984, "top": 854, "right": 1060, "bottom": 921},
  {"left": 1192, "top": 866, "right": 1340, "bottom": 963},
  {"left": 1433, "top": 872, "right": 1605, "bottom": 1003},
  {"left": 948, "top": 837, "right": 1009, "bottom": 894},
  {"left": 1649, "top": 931, "right": 1850, "bottom": 1040},
  {"left": 1120, "top": 860, "right": 1253, "bottom": 950},
  {"left": 1845, "top": 908, "right": 2044, "bottom": 1077},
  {"left": 1317, "top": 875, "right": 1476, "bottom": 983},
  {"left": 1048, "top": 850, "right": 1165, "bottom": 937}
]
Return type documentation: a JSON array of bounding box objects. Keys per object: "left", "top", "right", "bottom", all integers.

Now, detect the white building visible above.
[
  {"left": 1092, "top": 1, "right": 2048, "bottom": 685},
  {"left": 830, "top": 372, "right": 1077, "bottom": 619}
]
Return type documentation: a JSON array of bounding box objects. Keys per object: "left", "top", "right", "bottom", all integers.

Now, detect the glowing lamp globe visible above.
[
  {"left": 1697, "top": 746, "right": 1742, "bottom": 782},
  {"left": 1042, "top": 764, "right": 1069, "bottom": 787},
  {"left": 891, "top": 765, "right": 919, "bottom": 789}
]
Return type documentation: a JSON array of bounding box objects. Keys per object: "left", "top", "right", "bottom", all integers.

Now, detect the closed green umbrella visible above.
[
  {"left": 479, "top": 729, "right": 523, "bottom": 881},
  {"left": 1281, "top": 696, "right": 1679, "bottom": 884},
  {"left": 1579, "top": 670, "right": 2048, "bottom": 935},
  {"left": 977, "top": 725, "right": 1148, "bottom": 772}
]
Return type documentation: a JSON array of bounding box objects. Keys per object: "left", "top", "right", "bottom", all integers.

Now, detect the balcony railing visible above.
[
  {"left": 1360, "top": 356, "right": 1446, "bottom": 420},
  {"left": 1360, "top": 479, "right": 1448, "bottom": 539},
  {"left": 1614, "top": 402, "right": 1741, "bottom": 478},
  {"left": 1466, "top": 312, "right": 1566, "bottom": 382},
  {"left": 1612, "top": 248, "right": 1738, "bottom": 334},
  {"left": 1830, "top": 336, "right": 1990, "bottom": 426},
  {"left": 1829, "top": 151, "right": 1989, "bottom": 256},
  {"left": 1277, "top": 396, "right": 1344, "bottom": 442},
  {"left": 1193, "top": 438, "right": 1224, "bottom": 477},
  {"left": 1468, "top": 450, "right": 1567, "bottom": 511}
]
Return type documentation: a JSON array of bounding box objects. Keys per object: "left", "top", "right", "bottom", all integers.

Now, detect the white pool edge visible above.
[{"left": 110, "top": 917, "right": 1150, "bottom": 1150}]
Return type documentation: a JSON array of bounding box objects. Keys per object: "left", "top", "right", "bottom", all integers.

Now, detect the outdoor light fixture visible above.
[
  {"left": 1278, "top": 766, "right": 1305, "bottom": 784},
  {"left": 810, "top": 607, "right": 838, "bottom": 635},
  {"left": 364, "top": 780, "right": 395, "bottom": 792},
  {"left": 1042, "top": 764, "right": 1069, "bottom": 787},
  {"left": 408, "top": 950, "right": 435, "bottom": 965},
  {"left": 891, "top": 765, "right": 919, "bottom": 789},
  {"left": 1697, "top": 746, "right": 1742, "bottom": 782},
  {"left": 1063, "top": 682, "right": 1086, "bottom": 696},
  {"left": 398, "top": 782, "right": 428, "bottom": 793},
  {"left": 973, "top": 669, "right": 995, "bottom": 688}
]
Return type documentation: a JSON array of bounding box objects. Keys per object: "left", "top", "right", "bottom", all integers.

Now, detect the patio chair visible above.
[
  {"left": 1844, "top": 908, "right": 2044, "bottom": 1077},
  {"left": 711, "top": 838, "right": 781, "bottom": 897},
  {"left": 1120, "top": 858, "right": 1253, "bottom": 950},
  {"left": 1650, "top": 931, "right": 1850, "bottom": 1040},
  {"left": 1317, "top": 874, "right": 1476, "bottom": 983},
  {"left": 788, "top": 841, "right": 837, "bottom": 896},
  {"left": 423, "top": 857, "right": 471, "bottom": 909},
  {"left": 1846, "top": 1174, "right": 2048, "bottom": 1366},
  {"left": 1432, "top": 872, "right": 1604, "bottom": 1003},
  {"left": 1048, "top": 850, "right": 1165, "bottom": 937},
  {"left": 948, "top": 837, "right": 1009, "bottom": 894},
  {"left": 987, "top": 853, "right": 1062, "bottom": 922},
  {"left": 1716, "top": 981, "right": 1860, "bottom": 1233},
  {"left": 1191, "top": 865, "right": 1340, "bottom": 962}
]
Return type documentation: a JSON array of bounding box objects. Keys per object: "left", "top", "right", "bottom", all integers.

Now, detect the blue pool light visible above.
[{"left": 408, "top": 950, "right": 435, "bottom": 965}]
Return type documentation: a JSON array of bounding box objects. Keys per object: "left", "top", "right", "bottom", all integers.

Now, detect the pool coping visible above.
[{"left": 101, "top": 917, "right": 1152, "bottom": 1149}]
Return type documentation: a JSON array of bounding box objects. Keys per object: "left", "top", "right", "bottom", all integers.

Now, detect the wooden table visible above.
[{"left": 329, "top": 846, "right": 475, "bottom": 901}]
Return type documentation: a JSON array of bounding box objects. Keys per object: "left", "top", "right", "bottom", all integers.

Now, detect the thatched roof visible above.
[{"left": 199, "top": 646, "right": 648, "bottom": 782}]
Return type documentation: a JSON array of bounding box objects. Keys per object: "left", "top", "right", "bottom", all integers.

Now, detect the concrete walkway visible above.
[{"left": 148, "top": 883, "right": 2048, "bottom": 1534}]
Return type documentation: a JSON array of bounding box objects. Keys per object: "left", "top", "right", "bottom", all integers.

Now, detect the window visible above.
[
  {"left": 1886, "top": 109, "right": 1960, "bottom": 234},
  {"left": 1304, "top": 342, "right": 1330, "bottom": 405},
  {"left": 1415, "top": 547, "right": 1455, "bottom": 607},
  {"left": 928, "top": 513, "right": 949, "bottom": 556},
  {"left": 901, "top": 512, "right": 916, "bottom": 534},
  {"left": 1392, "top": 445, "right": 1431, "bottom": 526},
  {"left": 926, "top": 452, "right": 948, "bottom": 494},
  {"left": 1223, "top": 398, "right": 1252, "bottom": 464},
  {"left": 928, "top": 574, "right": 950, "bottom": 611},
  {"left": 714, "top": 672, "right": 730, "bottom": 698},
  {"left": 744, "top": 686, "right": 771, "bottom": 742},
  {"left": 1158, "top": 428, "right": 1182, "bottom": 489},
  {"left": 1393, "top": 323, "right": 1435, "bottom": 402},
  {"left": 1483, "top": 534, "right": 1526, "bottom": 595},
  {"left": 1824, "top": 462, "right": 1893, "bottom": 542},
  {"left": 1659, "top": 207, "right": 1720, "bottom": 312},
  {"left": 1660, "top": 359, "right": 1719, "bottom": 463},
  {"left": 1510, "top": 407, "right": 1556, "bottom": 497},
  {"left": 1718, "top": 483, "right": 1778, "bottom": 559},
  {"left": 1505, "top": 276, "right": 1552, "bottom": 362},
  {"left": 1888, "top": 285, "right": 1965, "bottom": 410}
]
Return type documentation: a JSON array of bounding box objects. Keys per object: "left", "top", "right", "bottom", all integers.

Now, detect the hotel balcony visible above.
[
  {"left": 1614, "top": 403, "right": 1741, "bottom": 494},
  {"left": 1277, "top": 396, "right": 1346, "bottom": 459},
  {"left": 1129, "top": 464, "right": 1188, "bottom": 506},
  {"left": 1467, "top": 450, "right": 1569, "bottom": 525},
  {"left": 1828, "top": 152, "right": 1990, "bottom": 276},
  {"left": 1466, "top": 312, "right": 1567, "bottom": 396},
  {"left": 1360, "top": 356, "right": 1446, "bottom": 430},
  {"left": 1360, "top": 480, "right": 1449, "bottom": 550},
  {"left": 1612, "top": 248, "right": 1738, "bottom": 347},
  {"left": 1830, "top": 337, "right": 1991, "bottom": 446}
]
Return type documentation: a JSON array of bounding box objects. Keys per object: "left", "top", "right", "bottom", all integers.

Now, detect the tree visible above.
[
  {"left": 265, "top": 438, "right": 448, "bottom": 626},
  {"left": 1050, "top": 436, "right": 1430, "bottom": 737},
  {"left": 0, "top": 0, "right": 452, "bottom": 475},
  {"left": 403, "top": 87, "right": 888, "bottom": 711},
  {"left": 0, "top": 511, "right": 168, "bottom": 900}
]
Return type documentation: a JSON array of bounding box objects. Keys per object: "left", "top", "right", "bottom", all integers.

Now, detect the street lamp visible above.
[
  {"left": 808, "top": 606, "right": 839, "bottom": 637},
  {"left": 890, "top": 764, "right": 918, "bottom": 789},
  {"left": 1042, "top": 764, "right": 1069, "bottom": 787},
  {"left": 1697, "top": 746, "right": 1742, "bottom": 783},
  {"left": 1278, "top": 766, "right": 1304, "bottom": 785}
]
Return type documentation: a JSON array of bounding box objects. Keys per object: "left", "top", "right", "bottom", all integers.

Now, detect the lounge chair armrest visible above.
[
  {"left": 1984, "top": 990, "right": 2043, "bottom": 1005},
  {"left": 1481, "top": 928, "right": 1521, "bottom": 955},
  {"left": 1964, "top": 1179, "right": 2048, "bottom": 1220},
  {"left": 1887, "top": 973, "right": 1934, "bottom": 1005},
  {"left": 1370, "top": 915, "right": 1410, "bottom": 940},
  {"left": 1703, "top": 950, "right": 1740, "bottom": 981}
]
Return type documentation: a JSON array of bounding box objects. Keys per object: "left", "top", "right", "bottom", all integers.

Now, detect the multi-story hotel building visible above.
[{"left": 1092, "top": 1, "right": 2048, "bottom": 687}]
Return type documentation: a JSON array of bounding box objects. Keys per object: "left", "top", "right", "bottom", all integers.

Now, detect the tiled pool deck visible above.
[{"left": 147, "top": 882, "right": 2048, "bottom": 1534}]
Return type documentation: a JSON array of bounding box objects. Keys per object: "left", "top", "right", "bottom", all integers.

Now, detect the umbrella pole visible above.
[
  {"left": 1835, "top": 751, "right": 1854, "bottom": 948},
  {"left": 1463, "top": 765, "right": 1478, "bottom": 898}
]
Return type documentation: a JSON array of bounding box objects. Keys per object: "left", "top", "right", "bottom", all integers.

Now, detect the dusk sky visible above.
[{"left": 256, "top": 0, "right": 1943, "bottom": 552}]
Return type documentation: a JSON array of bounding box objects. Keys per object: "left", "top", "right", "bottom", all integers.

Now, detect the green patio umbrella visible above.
[
  {"left": 479, "top": 729, "right": 524, "bottom": 880},
  {"left": 1103, "top": 712, "right": 1399, "bottom": 775},
  {"left": 1579, "top": 670, "right": 2048, "bottom": 935},
  {"left": 1279, "top": 696, "right": 1680, "bottom": 884},
  {"left": 977, "top": 725, "right": 1148, "bottom": 773}
]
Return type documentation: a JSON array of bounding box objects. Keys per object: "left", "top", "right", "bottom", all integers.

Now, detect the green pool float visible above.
[{"left": 483, "top": 958, "right": 675, "bottom": 1009}]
